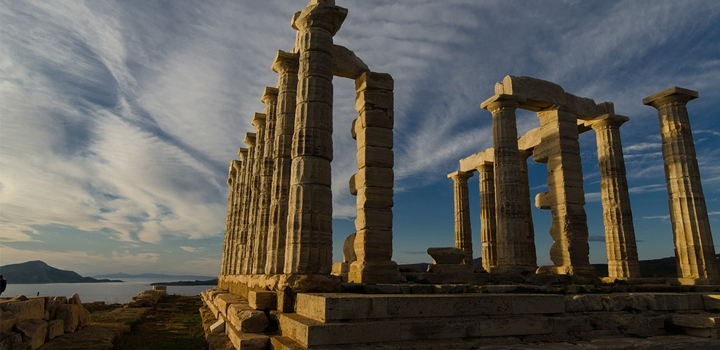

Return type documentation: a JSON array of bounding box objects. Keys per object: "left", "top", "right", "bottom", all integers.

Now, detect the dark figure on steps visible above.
[{"left": 0, "top": 275, "right": 6, "bottom": 296}]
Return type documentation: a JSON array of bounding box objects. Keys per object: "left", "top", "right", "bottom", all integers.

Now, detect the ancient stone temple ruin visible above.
[{"left": 201, "top": 2, "right": 720, "bottom": 349}]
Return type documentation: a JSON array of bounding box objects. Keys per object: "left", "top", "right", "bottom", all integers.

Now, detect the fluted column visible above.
[
  {"left": 266, "top": 51, "right": 299, "bottom": 274},
  {"left": 238, "top": 133, "right": 256, "bottom": 275},
  {"left": 481, "top": 94, "right": 535, "bottom": 274},
  {"left": 518, "top": 149, "right": 537, "bottom": 268},
  {"left": 591, "top": 115, "right": 641, "bottom": 279},
  {"left": 245, "top": 113, "right": 266, "bottom": 274},
  {"left": 226, "top": 159, "right": 243, "bottom": 275},
  {"left": 221, "top": 161, "right": 238, "bottom": 276},
  {"left": 534, "top": 106, "right": 595, "bottom": 278},
  {"left": 284, "top": 1, "right": 347, "bottom": 274},
  {"left": 478, "top": 163, "right": 497, "bottom": 272},
  {"left": 449, "top": 171, "right": 474, "bottom": 265},
  {"left": 643, "top": 87, "right": 719, "bottom": 284},
  {"left": 230, "top": 149, "right": 248, "bottom": 275}
]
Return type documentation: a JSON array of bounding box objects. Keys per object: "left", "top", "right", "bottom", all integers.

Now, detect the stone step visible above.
[
  {"left": 279, "top": 313, "right": 554, "bottom": 347},
  {"left": 295, "top": 293, "right": 565, "bottom": 322}
]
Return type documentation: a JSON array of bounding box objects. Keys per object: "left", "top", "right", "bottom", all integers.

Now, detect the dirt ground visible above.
[{"left": 113, "top": 294, "right": 207, "bottom": 350}]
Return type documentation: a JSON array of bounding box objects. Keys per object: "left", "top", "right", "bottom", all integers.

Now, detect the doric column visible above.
[
  {"left": 518, "top": 149, "right": 537, "bottom": 268},
  {"left": 221, "top": 161, "right": 238, "bottom": 276},
  {"left": 238, "top": 133, "right": 256, "bottom": 275},
  {"left": 251, "top": 88, "right": 279, "bottom": 275},
  {"left": 591, "top": 115, "right": 641, "bottom": 279},
  {"left": 478, "top": 162, "right": 497, "bottom": 272},
  {"left": 284, "top": 1, "right": 347, "bottom": 274},
  {"left": 245, "top": 113, "right": 266, "bottom": 275},
  {"left": 534, "top": 106, "right": 595, "bottom": 278},
  {"left": 230, "top": 149, "right": 248, "bottom": 275},
  {"left": 348, "top": 72, "right": 401, "bottom": 283},
  {"left": 643, "top": 87, "right": 719, "bottom": 284},
  {"left": 480, "top": 94, "right": 535, "bottom": 274},
  {"left": 226, "top": 159, "right": 243, "bottom": 275},
  {"left": 448, "top": 171, "right": 474, "bottom": 265},
  {"left": 266, "top": 51, "right": 299, "bottom": 274}
]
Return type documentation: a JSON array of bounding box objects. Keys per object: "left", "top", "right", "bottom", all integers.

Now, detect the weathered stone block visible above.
[
  {"left": 354, "top": 167, "right": 393, "bottom": 189},
  {"left": 427, "top": 247, "right": 465, "bottom": 264},
  {"left": 355, "top": 126, "right": 393, "bottom": 149},
  {"left": 292, "top": 128, "right": 333, "bottom": 159},
  {"left": 5, "top": 298, "right": 44, "bottom": 322},
  {"left": 214, "top": 293, "right": 246, "bottom": 316},
  {"left": 294, "top": 101, "right": 332, "bottom": 130},
  {"left": 355, "top": 208, "right": 392, "bottom": 230},
  {"left": 16, "top": 319, "right": 47, "bottom": 350},
  {"left": 358, "top": 109, "right": 393, "bottom": 129},
  {"left": 210, "top": 318, "right": 225, "bottom": 334},
  {"left": 565, "top": 295, "right": 603, "bottom": 312},
  {"left": 226, "top": 324, "right": 269, "bottom": 350},
  {"left": 295, "top": 27, "right": 334, "bottom": 53},
  {"left": 356, "top": 187, "right": 393, "bottom": 209},
  {"left": 357, "top": 146, "right": 393, "bottom": 168},
  {"left": 56, "top": 304, "right": 79, "bottom": 332},
  {"left": 0, "top": 332, "right": 24, "bottom": 350},
  {"left": 355, "top": 90, "right": 393, "bottom": 113},
  {"left": 703, "top": 294, "right": 720, "bottom": 310},
  {"left": 46, "top": 319, "right": 64, "bottom": 340},
  {"left": 297, "top": 75, "right": 333, "bottom": 103},
  {"left": 248, "top": 291, "right": 277, "bottom": 310},
  {"left": 0, "top": 310, "right": 17, "bottom": 333},
  {"left": 511, "top": 295, "right": 565, "bottom": 314},
  {"left": 299, "top": 50, "right": 334, "bottom": 80},
  {"left": 227, "top": 303, "right": 268, "bottom": 333},
  {"left": 356, "top": 72, "right": 394, "bottom": 92},
  {"left": 290, "top": 156, "right": 332, "bottom": 186}
]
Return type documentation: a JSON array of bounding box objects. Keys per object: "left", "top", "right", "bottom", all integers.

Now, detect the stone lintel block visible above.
[
  {"left": 357, "top": 146, "right": 393, "bottom": 168},
  {"left": 292, "top": 128, "right": 333, "bottom": 159},
  {"left": 226, "top": 324, "right": 269, "bottom": 350},
  {"left": 355, "top": 167, "right": 394, "bottom": 189},
  {"left": 459, "top": 149, "right": 493, "bottom": 172},
  {"left": 480, "top": 93, "right": 526, "bottom": 111},
  {"left": 299, "top": 50, "right": 334, "bottom": 80},
  {"left": 355, "top": 208, "right": 392, "bottom": 230},
  {"left": 355, "top": 126, "right": 393, "bottom": 149},
  {"left": 15, "top": 319, "right": 47, "bottom": 350},
  {"left": 355, "top": 72, "right": 394, "bottom": 92},
  {"left": 358, "top": 109, "right": 393, "bottom": 129},
  {"left": 248, "top": 291, "right": 277, "bottom": 310},
  {"left": 297, "top": 75, "right": 333, "bottom": 103},
  {"left": 227, "top": 303, "right": 269, "bottom": 333},
  {"left": 356, "top": 187, "right": 394, "bottom": 209},
  {"left": 501, "top": 75, "right": 566, "bottom": 107},
  {"left": 563, "top": 93, "right": 606, "bottom": 118},
  {"left": 332, "top": 44, "right": 370, "bottom": 79},
  {"left": 214, "top": 293, "right": 246, "bottom": 316},
  {"left": 643, "top": 86, "right": 698, "bottom": 107},
  {"left": 5, "top": 298, "right": 45, "bottom": 322},
  {"left": 290, "top": 156, "right": 331, "bottom": 186},
  {"left": 46, "top": 319, "right": 64, "bottom": 340},
  {"left": 355, "top": 90, "right": 393, "bottom": 112}
]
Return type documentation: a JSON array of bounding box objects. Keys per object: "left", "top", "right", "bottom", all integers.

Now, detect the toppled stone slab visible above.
[
  {"left": 4, "top": 298, "right": 45, "bottom": 322},
  {"left": 16, "top": 319, "right": 48, "bottom": 350},
  {"left": 46, "top": 319, "right": 64, "bottom": 340}
]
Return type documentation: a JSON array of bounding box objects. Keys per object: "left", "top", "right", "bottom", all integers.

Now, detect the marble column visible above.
[
  {"left": 238, "top": 133, "right": 256, "bottom": 275},
  {"left": 591, "top": 115, "right": 641, "bottom": 279},
  {"left": 643, "top": 87, "right": 719, "bottom": 284},
  {"left": 284, "top": 1, "right": 347, "bottom": 274},
  {"left": 478, "top": 163, "right": 497, "bottom": 272},
  {"left": 226, "top": 159, "right": 242, "bottom": 275},
  {"left": 252, "top": 88, "right": 278, "bottom": 274},
  {"left": 534, "top": 106, "right": 595, "bottom": 278},
  {"left": 221, "top": 161, "right": 238, "bottom": 276},
  {"left": 231, "top": 149, "right": 248, "bottom": 275},
  {"left": 266, "top": 51, "right": 299, "bottom": 275},
  {"left": 348, "top": 72, "right": 401, "bottom": 283},
  {"left": 245, "top": 113, "right": 266, "bottom": 275},
  {"left": 481, "top": 94, "right": 535, "bottom": 274},
  {"left": 518, "top": 149, "right": 538, "bottom": 268},
  {"left": 449, "top": 171, "right": 474, "bottom": 265}
]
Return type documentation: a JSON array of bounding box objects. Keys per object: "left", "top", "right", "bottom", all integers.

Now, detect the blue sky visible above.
[{"left": 1, "top": 0, "right": 719, "bottom": 276}]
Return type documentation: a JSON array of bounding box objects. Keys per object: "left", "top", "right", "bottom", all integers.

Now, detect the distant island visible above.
[
  {"left": 0, "top": 260, "right": 122, "bottom": 284},
  {"left": 93, "top": 272, "right": 216, "bottom": 281}
]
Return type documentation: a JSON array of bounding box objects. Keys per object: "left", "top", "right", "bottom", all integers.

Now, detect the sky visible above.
[{"left": 1, "top": 0, "right": 719, "bottom": 277}]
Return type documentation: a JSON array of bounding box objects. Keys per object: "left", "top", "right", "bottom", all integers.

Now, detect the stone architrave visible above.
[
  {"left": 534, "top": 106, "right": 595, "bottom": 278},
  {"left": 480, "top": 94, "right": 535, "bottom": 274},
  {"left": 252, "top": 88, "right": 279, "bottom": 275},
  {"left": 348, "top": 72, "right": 401, "bottom": 283},
  {"left": 590, "top": 115, "right": 641, "bottom": 279},
  {"left": 284, "top": 1, "right": 347, "bottom": 275},
  {"left": 478, "top": 162, "right": 498, "bottom": 272},
  {"left": 643, "top": 87, "right": 719, "bottom": 284},
  {"left": 238, "top": 133, "right": 256, "bottom": 275},
  {"left": 231, "top": 149, "right": 248, "bottom": 275},
  {"left": 266, "top": 51, "right": 299, "bottom": 274},
  {"left": 221, "top": 161, "right": 237, "bottom": 276},
  {"left": 448, "top": 171, "right": 474, "bottom": 265},
  {"left": 245, "top": 113, "right": 266, "bottom": 275},
  {"left": 518, "top": 149, "right": 538, "bottom": 268}
]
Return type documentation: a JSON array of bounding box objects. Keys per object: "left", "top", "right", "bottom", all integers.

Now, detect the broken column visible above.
[
  {"left": 534, "top": 106, "right": 595, "bottom": 278},
  {"left": 590, "top": 115, "right": 641, "bottom": 279},
  {"left": 266, "top": 51, "right": 299, "bottom": 275},
  {"left": 448, "top": 171, "right": 474, "bottom": 265},
  {"left": 349, "top": 72, "right": 400, "bottom": 283},
  {"left": 643, "top": 87, "right": 719, "bottom": 284},
  {"left": 481, "top": 94, "right": 535, "bottom": 274},
  {"left": 238, "top": 133, "right": 256, "bottom": 275},
  {"left": 284, "top": 1, "right": 347, "bottom": 274},
  {"left": 478, "top": 162, "right": 498, "bottom": 272}
]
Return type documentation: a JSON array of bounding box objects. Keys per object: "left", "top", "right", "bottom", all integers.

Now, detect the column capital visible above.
[
  {"left": 447, "top": 170, "right": 474, "bottom": 182},
  {"left": 480, "top": 94, "right": 526, "bottom": 112},
  {"left": 589, "top": 114, "right": 629, "bottom": 130},
  {"left": 244, "top": 133, "right": 256, "bottom": 147},
  {"left": 272, "top": 50, "right": 299, "bottom": 73},
  {"left": 291, "top": 2, "right": 348, "bottom": 35},
  {"left": 231, "top": 159, "right": 242, "bottom": 172},
  {"left": 643, "top": 86, "right": 698, "bottom": 109},
  {"left": 238, "top": 148, "right": 249, "bottom": 160},
  {"left": 261, "top": 87, "right": 279, "bottom": 104},
  {"left": 251, "top": 113, "right": 266, "bottom": 127}
]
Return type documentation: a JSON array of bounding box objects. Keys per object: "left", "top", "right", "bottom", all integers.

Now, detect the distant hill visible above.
[
  {"left": 0, "top": 261, "right": 122, "bottom": 284},
  {"left": 94, "top": 273, "right": 216, "bottom": 280}
]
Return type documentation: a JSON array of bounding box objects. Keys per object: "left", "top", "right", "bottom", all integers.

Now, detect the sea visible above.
[{"left": 1, "top": 278, "right": 213, "bottom": 304}]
